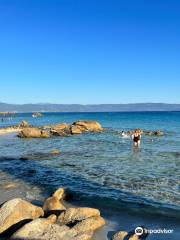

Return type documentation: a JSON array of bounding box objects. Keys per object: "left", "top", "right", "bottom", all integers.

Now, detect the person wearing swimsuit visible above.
[{"left": 132, "top": 129, "right": 141, "bottom": 147}]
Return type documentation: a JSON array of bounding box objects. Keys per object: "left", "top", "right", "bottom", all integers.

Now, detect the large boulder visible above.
[
  {"left": 58, "top": 207, "right": 100, "bottom": 225},
  {"left": 0, "top": 198, "right": 44, "bottom": 234},
  {"left": 11, "top": 217, "right": 70, "bottom": 240},
  {"left": 43, "top": 196, "right": 66, "bottom": 214},
  {"left": 50, "top": 123, "right": 71, "bottom": 137},
  {"left": 18, "top": 127, "right": 50, "bottom": 138},
  {"left": 12, "top": 218, "right": 94, "bottom": 240},
  {"left": 70, "top": 125, "right": 83, "bottom": 134},
  {"left": 72, "top": 121, "right": 103, "bottom": 133},
  {"left": 50, "top": 121, "right": 103, "bottom": 136}
]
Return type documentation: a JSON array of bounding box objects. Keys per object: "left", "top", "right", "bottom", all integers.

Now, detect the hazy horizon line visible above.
[{"left": 1, "top": 102, "right": 180, "bottom": 105}]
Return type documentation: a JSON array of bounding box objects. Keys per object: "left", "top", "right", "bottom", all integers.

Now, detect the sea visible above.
[{"left": 0, "top": 112, "right": 180, "bottom": 239}]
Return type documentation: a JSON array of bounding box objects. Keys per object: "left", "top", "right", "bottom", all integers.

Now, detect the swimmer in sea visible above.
[
  {"left": 132, "top": 129, "right": 141, "bottom": 147},
  {"left": 121, "top": 131, "right": 129, "bottom": 138}
]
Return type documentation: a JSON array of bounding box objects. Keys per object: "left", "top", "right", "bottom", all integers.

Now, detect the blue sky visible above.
[{"left": 0, "top": 0, "right": 179, "bottom": 104}]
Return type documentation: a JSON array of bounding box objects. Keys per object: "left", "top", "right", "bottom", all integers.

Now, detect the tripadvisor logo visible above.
[
  {"left": 135, "top": 226, "right": 174, "bottom": 236},
  {"left": 135, "top": 227, "right": 144, "bottom": 236}
]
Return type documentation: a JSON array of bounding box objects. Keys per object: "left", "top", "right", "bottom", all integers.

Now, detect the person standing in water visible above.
[{"left": 132, "top": 129, "right": 141, "bottom": 147}]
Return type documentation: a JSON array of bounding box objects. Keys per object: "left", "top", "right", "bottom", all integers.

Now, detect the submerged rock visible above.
[
  {"left": 0, "top": 198, "right": 44, "bottom": 234},
  {"left": 144, "top": 130, "right": 164, "bottom": 136},
  {"left": 18, "top": 127, "right": 50, "bottom": 138},
  {"left": 50, "top": 149, "right": 61, "bottom": 155},
  {"left": 20, "top": 151, "right": 61, "bottom": 161},
  {"left": 0, "top": 183, "right": 18, "bottom": 190}
]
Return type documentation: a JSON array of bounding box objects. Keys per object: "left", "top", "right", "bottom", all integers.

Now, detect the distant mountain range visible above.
[{"left": 0, "top": 102, "right": 180, "bottom": 112}]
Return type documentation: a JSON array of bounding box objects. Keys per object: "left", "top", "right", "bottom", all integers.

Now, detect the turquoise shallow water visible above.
[{"left": 0, "top": 112, "right": 180, "bottom": 220}]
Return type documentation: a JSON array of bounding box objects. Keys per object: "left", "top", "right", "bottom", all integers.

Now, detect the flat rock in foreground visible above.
[{"left": 0, "top": 198, "right": 44, "bottom": 234}]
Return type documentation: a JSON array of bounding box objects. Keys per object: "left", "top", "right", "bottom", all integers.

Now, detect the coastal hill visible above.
[{"left": 0, "top": 102, "right": 180, "bottom": 112}]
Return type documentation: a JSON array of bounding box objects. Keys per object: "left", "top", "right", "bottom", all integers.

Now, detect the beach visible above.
[
  {"left": 0, "top": 127, "right": 22, "bottom": 136},
  {"left": 0, "top": 112, "right": 180, "bottom": 239}
]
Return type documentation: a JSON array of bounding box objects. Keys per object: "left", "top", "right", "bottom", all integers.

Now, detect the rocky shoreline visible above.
[
  {"left": 0, "top": 120, "right": 164, "bottom": 138},
  {"left": 0, "top": 187, "right": 147, "bottom": 240},
  {"left": 0, "top": 188, "right": 105, "bottom": 240},
  {"left": 0, "top": 120, "right": 103, "bottom": 137}
]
